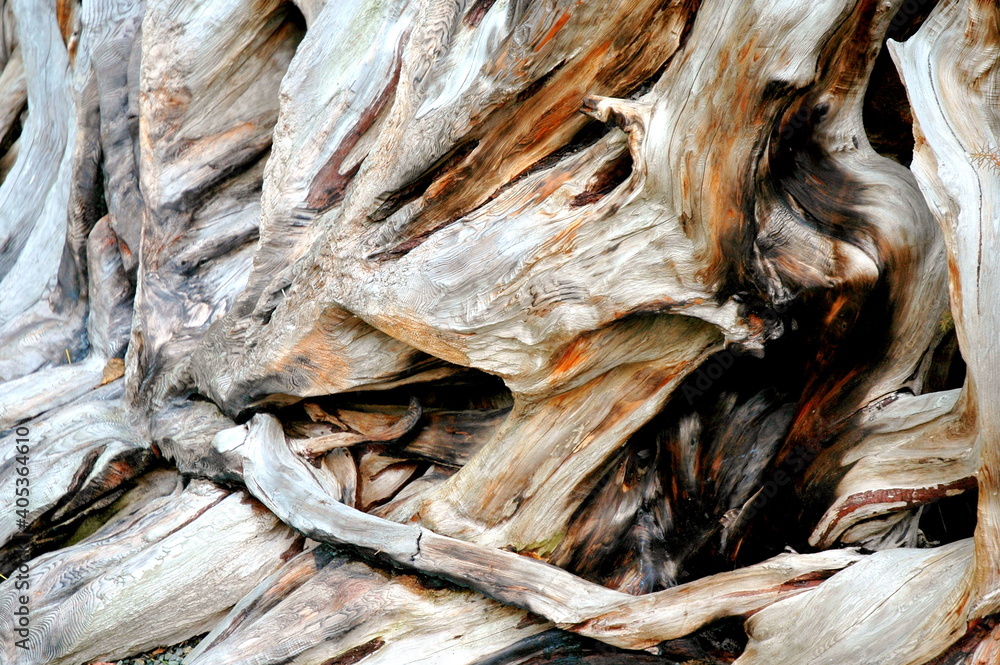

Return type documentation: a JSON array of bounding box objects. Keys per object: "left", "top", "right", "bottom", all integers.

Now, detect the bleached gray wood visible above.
[
  {"left": 0, "top": 387, "right": 152, "bottom": 565},
  {"left": 808, "top": 388, "right": 977, "bottom": 548},
  {"left": 0, "top": 479, "right": 302, "bottom": 665},
  {"left": 892, "top": 0, "right": 1000, "bottom": 623},
  {"left": 737, "top": 539, "right": 973, "bottom": 665},
  {"left": 185, "top": 0, "right": 950, "bottom": 564},
  {"left": 126, "top": 0, "right": 305, "bottom": 410},
  {"left": 0, "top": 216, "right": 133, "bottom": 430},
  {"left": 187, "top": 547, "right": 545, "bottom": 665},
  {"left": 0, "top": 0, "right": 138, "bottom": 429},
  {"left": 226, "top": 413, "right": 861, "bottom": 651},
  {"left": 0, "top": 0, "right": 997, "bottom": 661},
  {"left": 0, "top": 0, "right": 85, "bottom": 383}
]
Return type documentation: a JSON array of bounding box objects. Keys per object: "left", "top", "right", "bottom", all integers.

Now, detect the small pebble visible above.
[{"left": 97, "top": 635, "right": 204, "bottom": 665}]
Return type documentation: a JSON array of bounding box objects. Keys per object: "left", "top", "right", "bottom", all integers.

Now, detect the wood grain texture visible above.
[
  {"left": 0, "top": 387, "right": 153, "bottom": 573},
  {"left": 0, "top": 478, "right": 302, "bottom": 665},
  {"left": 892, "top": 0, "right": 1000, "bottom": 622},
  {"left": 225, "top": 413, "right": 861, "bottom": 651},
  {"left": 807, "top": 389, "right": 977, "bottom": 549},
  {"left": 186, "top": 547, "right": 546, "bottom": 665},
  {"left": 0, "top": 0, "right": 86, "bottom": 383},
  {"left": 1, "top": 0, "right": 999, "bottom": 661},
  {"left": 738, "top": 539, "right": 974, "bottom": 665}
]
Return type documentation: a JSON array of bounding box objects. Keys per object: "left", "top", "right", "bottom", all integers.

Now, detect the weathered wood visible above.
[
  {"left": 2, "top": 0, "right": 999, "bottom": 662},
  {"left": 892, "top": 0, "right": 1000, "bottom": 622},
  {"left": 738, "top": 539, "right": 973, "bottom": 665},
  {"left": 0, "top": 46, "right": 25, "bottom": 153},
  {"left": 186, "top": 547, "right": 547, "bottom": 665},
  {"left": 0, "top": 478, "right": 302, "bottom": 665},
  {"left": 0, "top": 216, "right": 133, "bottom": 430},
  {"left": 289, "top": 396, "right": 423, "bottom": 457},
  {"left": 225, "top": 412, "right": 861, "bottom": 650},
  {"left": 806, "top": 388, "right": 977, "bottom": 549},
  {"left": 0, "top": 0, "right": 86, "bottom": 383},
  {"left": 125, "top": 0, "right": 306, "bottom": 409},
  {"left": 0, "top": 388, "right": 154, "bottom": 574}
]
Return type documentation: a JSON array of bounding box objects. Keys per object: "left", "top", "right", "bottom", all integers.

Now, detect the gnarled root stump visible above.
[{"left": 1, "top": 0, "right": 999, "bottom": 663}]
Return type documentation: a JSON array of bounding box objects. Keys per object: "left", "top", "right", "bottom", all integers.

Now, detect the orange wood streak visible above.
[
  {"left": 534, "top": 10, "right": 573, "bottom": 53},
  {"left": 387, "top": 0, "right": 699, "bottom": 256},
  {"left": 56, "top": 0, "right": 75, "bottom": 44},
  {"left": 553, "top": 337, "right": 587, "bottom": 374},
  {"left": 530, "top": 169, "right": 574, "bottom": 203}
]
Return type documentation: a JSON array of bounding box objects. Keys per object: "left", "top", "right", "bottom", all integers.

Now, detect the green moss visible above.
[
  {"left": 939, "top": 309, "right": 954, "bottom": 334},
  {"left": 518, "top": 531, "right": 566, "bottom": 558}
]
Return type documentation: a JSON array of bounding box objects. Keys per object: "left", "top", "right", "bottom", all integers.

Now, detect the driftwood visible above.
[
  {"left": 221, "top": 413, "right": 863, "bottom": 648},
  {"left": 0, "top": 477, "right": 302, "bottom": 665},
  {"left": 1, "top": 0, "right": 999, "bottom": 663}
]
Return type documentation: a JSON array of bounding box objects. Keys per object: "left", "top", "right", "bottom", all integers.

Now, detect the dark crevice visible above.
[
  {"left": 923, "top": 616, "right": 1000, "bottom": 665},
  {"left": 922, "top": 325, "right": 967, "bottom": 393},
  {"left": 511, "top": 60, "right": 565, "bottom": 107},
  {"left": 0, "top": 450, "right": 162, "bottom": 577},
  {"left": 623, "top": 0, "right": 703, "bottom": 101},
  {"left": 0, "top": 102, "right": 23, "bottom": 164},
  {"left": 268, "top": 366, "right": 511, "bottom": 473},
  {"left": 554, "top": 339, "right": 810, "bottom": 594},
  {"left": 862, "top": 0, "right": 939, "bottom": 165},
  {"left": 570, "top": 150, "right": 633, "bottom": 207},
  {"left": 469, "top": 624, "right": 743, "bottom": 665},
  {"left": 918, "top": 488, "right": 978, "bottom": 548},
  {"left": 276, "top": 367, "right": 512, "bottom": 422},
  {"left": 863, "top": 45, "right": 915, "bottom": 164},
  {"left": 283, "top": 0, "right": 307, "bottom": 36},
  {"left": 367, "top": 139, "right": 480, "bottom": 224},
  {"left": 504, "top": 118, "right": 609, "bottom": 188},
  {"left": 886, "top": 0, "right": 940, "bottom": 42},
  {"left": 464, "top": 0, "right": 500, "bottom": 28},
  {"left": 306, "top": 22, "right": 404, "bottom": 213}
]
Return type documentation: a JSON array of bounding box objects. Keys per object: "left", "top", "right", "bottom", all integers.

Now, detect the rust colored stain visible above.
[
  {"left": 534, "top": 10, "right": 572, "bottom": 53},
  {"left": 553, "top": 337, "right": 587, "bottom": 375},
  {"left": 515, "top": 613, "right": 546, "bottom": 630},
  {"left": 823, "top": 292, "right": 852, "bottom": 326},
  {"left": 56, "top": 0, "right": 75, "bottom": 44},
  {"left": 464, "top": 0, "right": 500, "bottom": 28},
  {"left": 239, "top": 492, "right": 275, "bottom": 516},
  {"left": 775, "top": 569, "right": 839, "bottom": 591},
  {"left": 815, "top": 476, "right": 979, "bottom": 546},
  {"left": 306, "top": 38, "right": 406, "bottom": 212},
  {"left": 320, "top": 638, "right": 386, "bottom": 665},
  {"left": 718, "top": 47, "right": 730, "bottom": 72},
  {"left": 376, "top": 0, "right": 698, "bottom": 259},
  {"left": 279, "top": 536, "right": 306, "bottom": 562},
  {"left": 531, "top": 169, "right": 574, "bottom": 203},
  {"left": 104, "top": 458, "right": 140, "bottom": 486}
]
